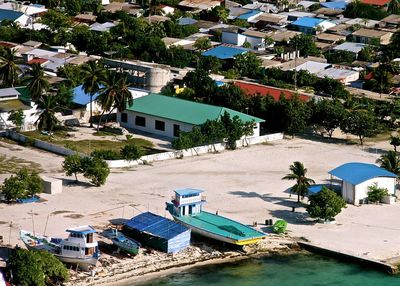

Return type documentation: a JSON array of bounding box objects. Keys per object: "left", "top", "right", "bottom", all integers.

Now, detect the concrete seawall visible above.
[{"left": 298, "top": 242, "right": 398, "bottom": 274}]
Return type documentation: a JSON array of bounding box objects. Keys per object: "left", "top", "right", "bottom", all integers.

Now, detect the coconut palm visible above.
[
  {"left": 22, "top": 64, "right": 50, "bottom": 101},
  {"left": 376, "top": 151, "right": 400, "bottom": 176},
  {"left": 0, "top": 47, "right": 20, "bottom": 87},
  {"left": 96, "top": 71, "right": 132, "bottom": 130},
  {"left": 35, "top": 94, "right": 62, "bottom": 132},
  {"left": 282, "top": 161, "right": 315, "bottom": 202},
  {"left": 81, "top": 61, "right": 106, "bottom": 127}
]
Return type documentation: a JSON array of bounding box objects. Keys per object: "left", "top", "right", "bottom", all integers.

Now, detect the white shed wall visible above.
[{"left": 354, "top": 177, "right": 395, "bottom": 204}]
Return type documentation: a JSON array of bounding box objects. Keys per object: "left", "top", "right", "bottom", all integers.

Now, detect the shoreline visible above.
[{"left": 66, "top": 235, "right": 298, "bottom": 286}]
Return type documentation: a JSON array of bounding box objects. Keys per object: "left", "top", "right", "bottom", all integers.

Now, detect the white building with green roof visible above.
[{"left": 118, "top": 94, "right": 265, "bottom": 138}]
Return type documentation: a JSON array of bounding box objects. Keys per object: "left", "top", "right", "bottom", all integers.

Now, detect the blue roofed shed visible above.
[
  {"left": 291, "top": 17, "right": 335, "bottom": 34},
  {"left": 321, "top": 1, "right": 348, "bottom": 9},
  {"left": 123, "top": 212, "right": 190, "bottom": 253},
  {"left": 329, "top": 162, "right": 397, "bottom": 205},
  {"left": 202, "top": 45, "right": 248, "bottom": 60}
]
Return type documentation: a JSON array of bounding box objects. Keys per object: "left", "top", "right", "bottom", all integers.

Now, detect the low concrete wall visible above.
[
  {"left": 3, "top": 130, "right": 85, "bottom": 157},
  {"left": 106, "top": 133, "right": 283, "bottom": 169}
]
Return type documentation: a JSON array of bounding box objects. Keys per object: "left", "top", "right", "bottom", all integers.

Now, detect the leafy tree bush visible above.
[
  {"left": 91, "top": 149, "right": 121, "bottom": 160},
  {"left": 1, "top": 168, "right": 43, "bottom": 202},
  {"left": 272, "top": 219, "right": 287, "bottom": 234},
  {"left": 8, "top": 109, "right": 25, "bottom": 131},
  {"left": 367, "top": 183, "right": 389, "bottom": 203},
  {"left": 63, "top": 154, "right": 84, "bottom": 182},
  {"left": 344, "top": 1, "right": 388, "bottom": 20},
  {"left": 81, "top": 157, "right": 110, "bottom": 187},
  {"left": 325, "top": 50, "right": 354, "bottom": 65},
  {"left": 120, "top": 144, "right": 144, "bottom": 160},
  {"left": 306, "top": 187, "right": 346, "bottom": 221},
  {"left": 340, "top": 109, "right": 378, "bottom": 145},
  {"left": 311, "top": 99, "right": 346, "bottom": 138},
  {"left": 8, "top": 248, "right": 69, "bottom": 286}
]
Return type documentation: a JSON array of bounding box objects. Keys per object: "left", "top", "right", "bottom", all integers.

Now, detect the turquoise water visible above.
[{"left": 140, "top": 254, "right": 400, "bottom": 286}]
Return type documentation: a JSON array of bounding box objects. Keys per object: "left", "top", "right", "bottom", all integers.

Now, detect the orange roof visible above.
[
  {"left": 361, "top": 0, "right": 389, "bottom": 6},
  {"left": 234, "top": 81, "right": 310, "bottom": 102},
  {"left": 0, "top": 41, "right": 18, "bottom": 48},
  {"left": 27, "top": 57, "right": 48, "bottom": 65}
]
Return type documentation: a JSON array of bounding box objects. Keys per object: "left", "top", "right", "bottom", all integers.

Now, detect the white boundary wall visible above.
[{"left": 106, "top": 133, "right": 283, "bottom": 168}]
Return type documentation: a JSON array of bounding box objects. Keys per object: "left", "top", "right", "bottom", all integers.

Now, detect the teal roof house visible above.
[{"left": 118, "top": 94, "right": 264, "bottom": 138}]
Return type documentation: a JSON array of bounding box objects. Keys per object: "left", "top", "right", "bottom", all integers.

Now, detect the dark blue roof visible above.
[
  {"left": 72, "top": 85, "right": 102, "bottom": 106},
  {"left": 124, "top": 212, "right": 189, "bottom": 240},
  {"left": 329, "top": 162, "right": 397, "bottom": 185},
  {"left": 0, "top": 9, "right": 23, "bottom": 22},
  {"left": 321, "top": 1, "right": 348, "bottom": 9},
  {"left": 202, "top": 46, "right": 247, "bottom": 60},
  {"left": 291, "top": 17, "right": 323, "bottom": 28},
  {"left": 175, "top": 188, "right": 204, "bottom": 196}
]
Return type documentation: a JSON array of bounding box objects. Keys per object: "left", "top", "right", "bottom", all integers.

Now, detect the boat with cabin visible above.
[
  {"left": 103, "top": 228, "right": 141, "bottom": 255},
  {"left": 19, "top": 225, "right": 100, "bottom": 268},
  {"left": 166, "top": 188, "right": 266, "bottom": 246}
]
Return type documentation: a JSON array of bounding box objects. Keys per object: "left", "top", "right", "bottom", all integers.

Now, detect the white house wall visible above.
[
  {"left": 244, "top": 35, "right": 263, "bottom": 49},
  {"left": 354, "top": 177, "right": 395, "bottom": 205},
  {"left": 342, "top": 180, "right": 355, "bottom": 204},
  {"left": 0, "top": 104, "right": 39, "bottom": 131},
  {"left": 221, "top": 32, "right": 247, "bottom": 46}
]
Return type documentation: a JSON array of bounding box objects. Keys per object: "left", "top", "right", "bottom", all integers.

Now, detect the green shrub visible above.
[
  {"left": 1, "top": 168, "right": 43, "bottom": 202},
  {"left": 120, "top": 144, "right": 144, "bottom": 161},
  {"left": 81, "top": 157, "right": 110, "bottom": 187},
  {"left": 367, "top": 183, "right": 388, "bottom": 203},
  {"left": 91, "top": 149, "right": 121, "bottom": 160},
  {"left": 306, "top": 187, "right": 346, "bottom": 221},
  {"left": 272, "top": 219, "right": 287, "bottom": 234}
]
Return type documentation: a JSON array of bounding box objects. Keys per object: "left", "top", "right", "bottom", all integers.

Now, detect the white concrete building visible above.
[{"left": 329, "top": 162, "right": 397, "bottom": 205}]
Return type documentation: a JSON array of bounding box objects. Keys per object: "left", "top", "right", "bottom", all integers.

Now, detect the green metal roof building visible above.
[{"left": 118, "top": 94, "right": 264, "bottom": 138}]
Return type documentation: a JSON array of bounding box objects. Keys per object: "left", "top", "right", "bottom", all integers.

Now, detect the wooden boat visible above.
[
  {"left": 20, "top": 225, "right": 100, "bottom": 269},
  {"left": 103, "top": 229, "right": 140, "bottom": 255},
  {"left": 166, "top": 189, "right": 266, "bottom": 246}
]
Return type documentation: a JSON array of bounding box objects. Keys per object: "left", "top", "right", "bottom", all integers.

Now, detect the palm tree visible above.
[
  {"left": 81, "top": 61, "right": 106, "bottom": 127},
  {"left": 388, "top": 0, "right": 400, "bottom": 14},
  {"left": 35, "top": 94, "right": 61, "bottom": 133},
  {"left": 282, "top": 161, "right": 315, "bottom": 202},
  {"left": 376, "top": 151, "right": 400, "bottom": 176},
  {"left": 96, "top": 71, "right": 132, "bottom": 130},
  {"left": 22, "top": 64, "right": 50, "bottom": 101},
  {"left": 0, "top": 47, "right": 20, "bottom": 87}
]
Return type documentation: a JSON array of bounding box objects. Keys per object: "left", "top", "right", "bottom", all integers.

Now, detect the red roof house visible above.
[
  {"left": 27, "top": 57, "right": 48, "bottom": 65},
  {"left": 361, "top": 0, "right": 390, "bottom": 6},
  {"left": 234, "top": 81, "right": 310, "bottom": 102}
]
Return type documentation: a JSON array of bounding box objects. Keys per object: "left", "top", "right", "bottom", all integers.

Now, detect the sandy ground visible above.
[{"left": 0, "top": 136, "right": 399, "bottom": 267}]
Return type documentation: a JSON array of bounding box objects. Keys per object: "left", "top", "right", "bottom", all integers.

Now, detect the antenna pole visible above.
[{"left": 294, "top": 42, "right": 297, "bottom": 91}]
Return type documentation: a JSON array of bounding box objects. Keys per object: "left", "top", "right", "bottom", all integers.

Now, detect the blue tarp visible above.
[
  {"left": 124, "top": 212, "right": 189, "bottom": 240},
  {"left": 328, "top": 162, "right": 397, "bottom": 185},
  {"left": 321, "top": 1, "right": 348, "bottom": 9},
  {"left": 175, "top": 188, "right": 203, "bottom": 196},
  {"left": 202, "top": 46, "right": 247, "bottom": 60},
  {"left": 237, "top": 10, "right": 261, "bottom": 20},
  {"left": 72, "top": 85, "right": 102, "bottom": 106},
  {"left": 291, "top": 17, "right": 324, "bottom": 28}
]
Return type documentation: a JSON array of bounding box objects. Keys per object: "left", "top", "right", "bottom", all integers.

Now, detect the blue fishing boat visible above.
[{"left": 104, "top": 229, "right": 141, "bottom": 255}]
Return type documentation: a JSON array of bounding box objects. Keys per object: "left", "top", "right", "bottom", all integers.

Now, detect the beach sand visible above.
[{"left": 0, "top": 136, "right": 399, "bottom": 283}]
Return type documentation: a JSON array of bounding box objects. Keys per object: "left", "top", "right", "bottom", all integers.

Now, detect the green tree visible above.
[
  {"left": 120, "top": 144, "right": 144, "bottom": 160},
  {"left": 220, "top": 112, "right": 244, "bottom": 150},
  {"left": 198, "top": 56, "right": 221, "bottom": 73},
  {"left": 63, "top": 154, "right": 83, "bottom": 182},
  {"left": 0, "top": 47, "right": 20, "bottom": 87},
  {"left": 376, "top": 151, "right": 400, "bottom": 176},
  {"left": 242, "top": 41, "right": 252, "bottom": 49},
  {"left": 388, "top": 0, "right": 400, "bottom": 15},
  {"left": 358, "top": 46, "right": 377, "bottom": 62},
  {"left": 40, "top": 9, "right": 72, "bottom": 32},
  {"left": 390, "top": 135, "right": 400, "bottom": 152},
  {"left": 290, "top": 34, "right": 320, "bottom": 57},
  {"left": 35, "top": 94, "right": 62, "bottom": 132},
  {"left": 81, "top": 61, "right": 107, "bottom": 127},
  {"left": 81, "top": 157, "right": 110, "bottom": 186},
  {"left": 233, "top": 52, "right": 262, "bottom": 79},
  {"left": 325, "top": 50, "right": 354, "bottom": 65},
  {"left": 312, "top": 99, "right": 346, "bottom": 138},
  {"left": 8, "top": 109, "right": 25, "bottom": 131},
  {"left": 22, "top": 64, "right": 50, "bottom": 101},
  {"left": 340, "top": 109, "right": 378, "bottom": 145},
  {"left": 280, "top": 95, "right": 311, "bottom": 137},
  {"left": 306, "top": 187, "right": 346, "bottom": 222},
  {"left": 367, "top": 183, "right": 389, "bottom": 203},
  {"left": 282, "top": 161, "right": 315, "bottom": 202},
  {"left": 193, "top": 37, "right": 211, "bottom": 51},
  {"left": 8, "top": 248, "right": 69, "bottom": 286},
  {"left": 1, "top": 168, "right": 43, "bottom": 202},
  {"left": 201, "top": 119, "right": 226, "bottom": 151}
]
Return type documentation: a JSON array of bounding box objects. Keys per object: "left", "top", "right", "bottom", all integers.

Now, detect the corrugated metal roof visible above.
[
  {"left": 237, "top": 10, "right": 261, "bottom": 20},
  {"left": 125, "top": 94, "right": 265, "bottom": 125},
  {"left": 124, "top": 212, "right": 189, "bottom": 240},
  {"left": 72, "top": 85, "right": 102, "bottom": 106},
  {"left": 291, "top": 17, "right": 324, "bottom": 28},
  {"left": 0, "top": 87, "right": 20, "bottom": 97},
  {"left": 175, "top": 188, "right": 204, "bottom": 196},
  {"left": 321, "top": 1, "right": 347, "bottom": 9},
  {"left": 0, "top": 8, "right": 23, "bottom": 22},
  {"left": 333, "top": 42, "right": 368, "bottom": 53},
  {"left": 329, "top": 162, "right": 397, "bottom": 185},
  {"left": 202, "top": 45, "right": 247, "bottom": 59},
  {"left": 66, "top": 225, "right": 96, "bottom": 235}
]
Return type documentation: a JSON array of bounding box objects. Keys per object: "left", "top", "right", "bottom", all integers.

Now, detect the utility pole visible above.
[{"left": 294, "top": 42, "right": 298, "bottom": 91}]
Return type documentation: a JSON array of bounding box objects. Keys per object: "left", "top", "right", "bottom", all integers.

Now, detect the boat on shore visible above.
[
  {"left": 166, "top": 188, "right": 266, "bottom": 246},
  {"left": 19, "top": 225, "right": 100, "bottom": 268},
  {"left": 103, "top": 229, "right": 141, "bottom": 255}
]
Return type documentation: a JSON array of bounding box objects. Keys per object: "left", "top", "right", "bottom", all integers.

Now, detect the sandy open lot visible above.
[{"left": 0, "top": 137, "right": 399, "bottom": 263}]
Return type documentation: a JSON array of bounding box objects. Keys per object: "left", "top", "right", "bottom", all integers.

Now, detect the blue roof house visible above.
[
  {"left": 202, "top": 45, "right": 248, "bottom": 60},
  {"left": 123, "top": 212, "right": 191, "bottom": 253},
  {"left": 0, "top": 9, "right": 30, "bottom": 26},
  {"left": 291, "top": 17, "right": 336, "bottom": 35},
  {"left": 329, "top": 162, "right": 397, "bottom": 205}
]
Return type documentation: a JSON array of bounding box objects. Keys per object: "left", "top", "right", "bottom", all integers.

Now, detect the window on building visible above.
[
  {"left": 135, "top": 116, "right": 146, "bottom": 127},
  {"left": 173, "top": 124, "right": 180, "bottom": 137},
  {"left": 121, "top": 113, "right": 128, "bottom": 123},
  {"left": 155, "top": 120, "right": 165, "bottom": 131}
]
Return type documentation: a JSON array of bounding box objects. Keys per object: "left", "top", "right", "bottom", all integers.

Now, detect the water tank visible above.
[{"left": 146, "top": 68, "right": 170, "bottom": 93}]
